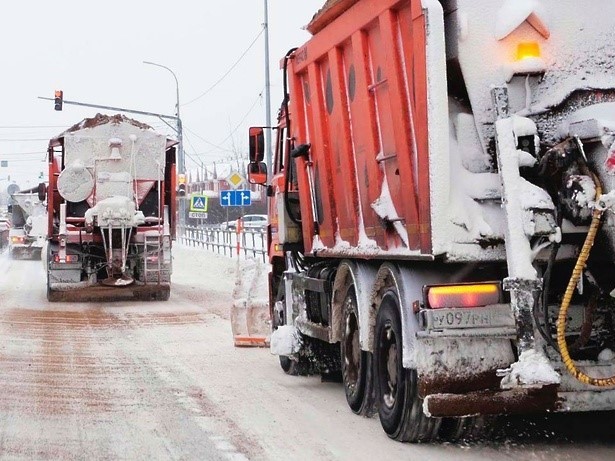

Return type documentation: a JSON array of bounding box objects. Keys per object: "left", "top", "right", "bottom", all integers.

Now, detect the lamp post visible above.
[
  {"left": 263, "top": 0, "right": 272, "bottom": 181},
  {"left": 143, "top": 61, "right": 185, "bottom": 226},
  {"left": 143, "top": 61, "right": 184, "bottom": 174}
]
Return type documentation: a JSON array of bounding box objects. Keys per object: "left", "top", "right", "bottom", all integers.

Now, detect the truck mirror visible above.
[
  {"left": 247, "top": 162, "right": 267, "bottom": 185},
  {"left": 37, "top": 182, "right": 47, "bottom": 202},
  {"left": 249, "top": 127, "right": 265, "bottom": 162}
]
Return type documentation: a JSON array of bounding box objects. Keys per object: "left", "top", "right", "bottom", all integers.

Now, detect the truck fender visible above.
[
  {"left": 330, "top": 260, "right": 378, "bottom": 348},
  {"left": 370, "top": 263, "right": 423, "bottom": 369}
]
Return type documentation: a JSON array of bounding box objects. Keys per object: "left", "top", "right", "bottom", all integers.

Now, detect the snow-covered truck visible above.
[
  {"left": 248, "top": 0, "right": 615, "bottom": 443},
  {"left": 43, "top": 114, "right": 177, "bottom": 302},
  {"left": 8, "top": 188, "right": 47, "bottom": 259}
]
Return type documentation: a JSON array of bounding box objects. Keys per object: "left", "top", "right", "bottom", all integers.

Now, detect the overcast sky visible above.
[{"left": 0, "top": 0, "right": 323, "bottom": 189}]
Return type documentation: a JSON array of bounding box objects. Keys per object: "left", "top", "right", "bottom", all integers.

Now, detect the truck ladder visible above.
[{"left": 143, "top": 233, "right": 162, "bottom": 284}]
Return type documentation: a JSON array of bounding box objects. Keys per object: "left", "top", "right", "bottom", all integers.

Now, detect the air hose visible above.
[{"left": 556, "top": 173, "right": 615, "bottom": 386}]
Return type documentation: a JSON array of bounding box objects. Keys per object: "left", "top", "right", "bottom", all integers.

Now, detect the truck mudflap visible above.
[{"left": 47, "top": 282, "right": 170, "bottom": 302}]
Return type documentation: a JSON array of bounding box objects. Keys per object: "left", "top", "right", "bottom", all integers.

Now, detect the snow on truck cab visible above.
[
  {"left": 43, "top": 114, "right": 177, "bottom": 302},
  {"left": 249, "top": 0, "right": 615, "bottom": 443}
]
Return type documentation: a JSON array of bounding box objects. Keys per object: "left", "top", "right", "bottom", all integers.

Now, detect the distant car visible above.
[
  {"left": 220, "top": 214, "right": 268, "bottom": 232},
  {"left": 219, "top": 219, "right": 239, "bottom": 231},
  {"left": 240, "top": 214, "right": 268, "bottom": 231}
]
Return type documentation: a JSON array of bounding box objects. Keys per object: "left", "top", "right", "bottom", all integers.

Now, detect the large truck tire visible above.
[
  {"left": 341, "top": 285, "right": 375, "bottom": 416},
  {"left": 438, "top": 415, "right": 496, "bottom": 442},
  {"left": 279, "top": 356, "right": 312, "bottom": 376},
  {"left": 374, "top": 291, "right": 440, "bottom": 442}
]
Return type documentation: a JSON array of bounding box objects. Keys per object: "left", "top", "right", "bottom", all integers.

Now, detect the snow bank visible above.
[{"left": 230, "top": 257, "right": 271, "bottom": 341}]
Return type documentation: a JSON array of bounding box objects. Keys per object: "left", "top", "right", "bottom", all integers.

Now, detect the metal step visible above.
[{"left": 143, "top": 234, "right": 162, "bottom": 283}]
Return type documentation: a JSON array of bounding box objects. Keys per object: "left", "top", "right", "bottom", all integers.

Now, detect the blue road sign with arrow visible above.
[{"left": 220, "top": 190, "right": 252, "bottom": 207}]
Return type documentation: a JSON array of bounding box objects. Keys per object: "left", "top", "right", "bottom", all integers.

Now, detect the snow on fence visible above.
[{"left": 179, "top": 225, "right": 267, "bottom": 262}]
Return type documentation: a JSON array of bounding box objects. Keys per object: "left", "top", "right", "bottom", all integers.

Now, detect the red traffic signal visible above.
[
  {"left": 177, "top": 173, "right": 186, "bottom": 197},
  {"left": 54, "top": 90, "right": 63, "bottom": 111}
]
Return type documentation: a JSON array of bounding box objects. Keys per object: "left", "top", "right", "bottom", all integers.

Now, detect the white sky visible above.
[{"left": 0, "top": 0, "right": 323, "bottom": 190}]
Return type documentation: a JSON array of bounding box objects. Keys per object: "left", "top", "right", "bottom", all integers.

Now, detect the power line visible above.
[
  {"left": 0, "top": 138, "right": 49, "bottom": 142},
  {"left": 181, "top": 87, "right": 264, "bottom": 160},
  {"left": 183, "top": 27, "right": 265, "bottom": 107},
  {"left": 0, "top": 158, "right": 46, "bottom": 163},
  {"left": 183, "top": 126, "right": 235, "bottom": 153},
  {"left": 0, "top": 125, "right": 66, "bottom": 129},
  {"left": 216, "top": 89, "right": 264, "bottom": 146}
]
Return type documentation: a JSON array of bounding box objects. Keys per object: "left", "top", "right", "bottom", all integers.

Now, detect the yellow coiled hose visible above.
[{"left": 556, "top": 173, "right": 615, "bottom": 386}]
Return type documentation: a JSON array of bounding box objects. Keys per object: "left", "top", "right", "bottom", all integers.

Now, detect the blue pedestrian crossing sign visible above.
[
  {"left": 220, "top": 190, "right": 252, "bottom": 207},
  {"left": 189, "top": 195, "right": 209, "bottom": 212}
]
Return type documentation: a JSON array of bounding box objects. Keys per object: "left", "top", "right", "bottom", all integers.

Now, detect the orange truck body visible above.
[{"left": 289, "top": 0, "right": 431, "bottom": 254}]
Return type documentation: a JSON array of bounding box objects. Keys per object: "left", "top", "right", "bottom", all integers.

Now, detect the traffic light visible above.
[
  {"left": 177, "top": 173, "right": 186, "bottom": 197},
  {"left": 54, "top": 90, "right": 63, "bottom": 111}
]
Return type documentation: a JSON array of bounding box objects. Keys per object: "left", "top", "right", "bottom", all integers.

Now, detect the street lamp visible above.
[
  {"left": 143, "top": 60, "right": 186, "bottom": 228},
  {"left": 143, "top": 61, "right": 184, "bottom": 175},
  {"left": 263, "top": 0, "right": 272, "bottom": 181}
]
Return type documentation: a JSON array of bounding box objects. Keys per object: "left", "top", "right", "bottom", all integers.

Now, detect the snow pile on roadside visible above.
[{"left": 230, "top": 257, "right": 271, "bottom": 340}]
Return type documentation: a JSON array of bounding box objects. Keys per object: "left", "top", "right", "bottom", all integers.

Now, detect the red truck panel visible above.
[{"left": 289, "top": 0, "right": 431, "bottom": 254}]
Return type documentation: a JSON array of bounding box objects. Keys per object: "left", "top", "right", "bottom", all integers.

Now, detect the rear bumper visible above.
[
  {"left": 9, "top": 244, "right": 43, "bottom": 258},
  {"left": 424, "top": 387, "right": 615, "bottom": 417},
  {"left": 423, "top": 386, "right": 557, "bottom": 417},
  {"left": 47, "top": 281, "right": 171, "bottom": 302}
]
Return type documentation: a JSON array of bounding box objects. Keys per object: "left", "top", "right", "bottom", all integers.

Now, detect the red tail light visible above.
[
  {"left": 425, "top": 283, "right": 501, "bottom": 309},
  {"left": 10, "top": 236, "right": 25, "bottom": 244}
]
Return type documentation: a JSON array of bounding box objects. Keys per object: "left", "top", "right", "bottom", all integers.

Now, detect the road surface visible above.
[{"left": 0, "top": 246, "right": 614, "bottom": 460}]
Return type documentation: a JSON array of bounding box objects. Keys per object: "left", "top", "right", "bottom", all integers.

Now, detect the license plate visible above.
[{"left": 423, "top": 305, "right": 513, "bottom": 330}]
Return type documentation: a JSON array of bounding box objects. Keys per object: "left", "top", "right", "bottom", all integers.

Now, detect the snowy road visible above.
[{"left": 0, "top": 246, "right": 614, "bottom": 460}]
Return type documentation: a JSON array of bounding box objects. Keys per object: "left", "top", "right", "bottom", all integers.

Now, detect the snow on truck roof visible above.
[
  {"left": 48, "top": 113, "right": 178, "bottom": 149},
  {"left": 307, "top": 0, "right": 359, "bottom": 35}
]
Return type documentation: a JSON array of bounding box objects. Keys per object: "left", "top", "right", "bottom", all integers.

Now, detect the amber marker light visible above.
[
  {"left": 517, "top": 42, "right": 540, "bottom": 61},
  {"left": 426, "top": 283, "right": 501, "bottom": 309}
]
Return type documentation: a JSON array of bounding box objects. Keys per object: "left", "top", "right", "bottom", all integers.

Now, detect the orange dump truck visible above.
[{"left": 249, "top": 0, "right": 615, "bottom": 443}]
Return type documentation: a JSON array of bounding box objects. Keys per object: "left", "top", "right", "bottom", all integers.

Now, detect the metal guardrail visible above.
[{"left": 178, "top": 225, "right": 267, "bottom": 262}]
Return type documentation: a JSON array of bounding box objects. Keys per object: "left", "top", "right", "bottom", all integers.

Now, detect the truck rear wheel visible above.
[
  {"left": 341, "top": 285, "right": 374, "bottom": 415},
  {"left": 374, "top": 291, "right": 440, "bottom": 442},
  {"left": 438, "top": 415, "right": 495, "bottom": 442}
]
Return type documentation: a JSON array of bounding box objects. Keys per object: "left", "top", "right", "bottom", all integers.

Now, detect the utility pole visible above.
[
  {"left": 264, "top": 0, "right": 273, "bottom": 181},
  {"left": 143, "top": 61, "right": 183, "bottom": 174},
  {"left": 143, "top": 61, "right": 186, "bottom": 227}
]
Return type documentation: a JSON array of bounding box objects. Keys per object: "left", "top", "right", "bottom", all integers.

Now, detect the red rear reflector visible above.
[{"left": 426, "top": 284, "right": 500, "bottom": 309}]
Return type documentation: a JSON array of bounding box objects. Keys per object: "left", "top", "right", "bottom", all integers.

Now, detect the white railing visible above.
[{"left": 178, "top": 225, "right": 267, "bottom": 262}]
